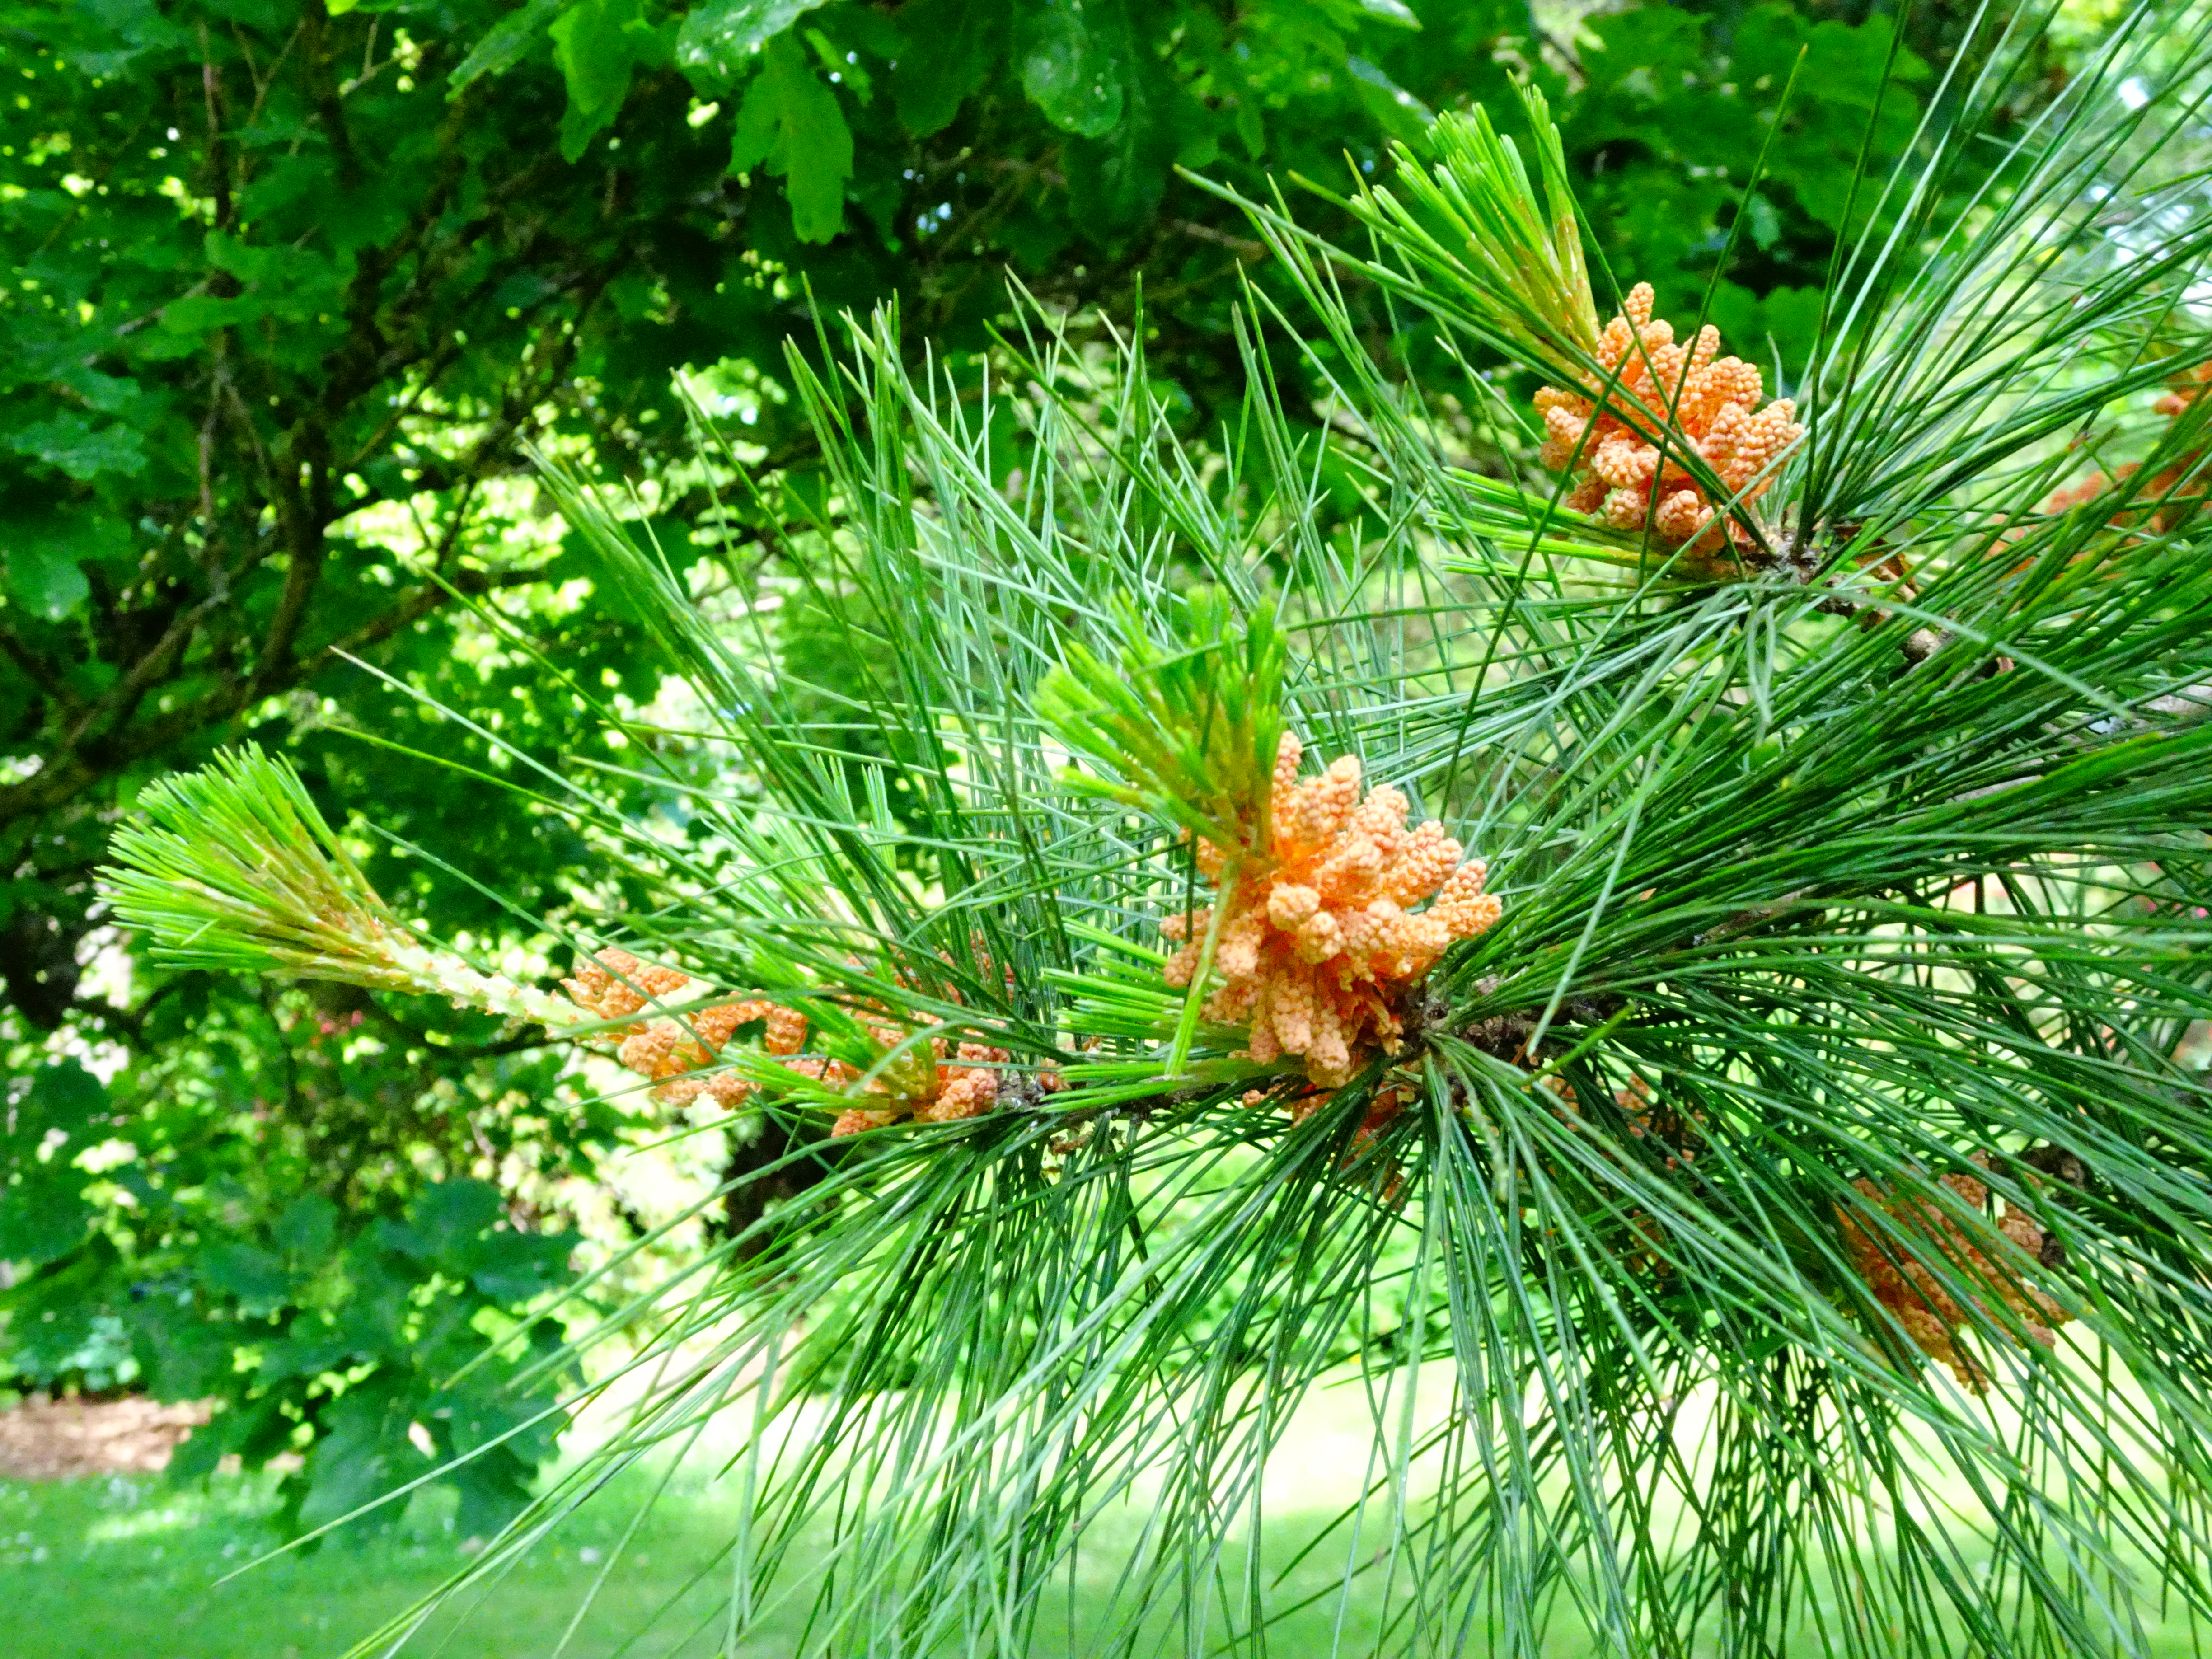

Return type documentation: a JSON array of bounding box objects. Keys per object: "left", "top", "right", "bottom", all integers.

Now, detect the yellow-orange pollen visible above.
[
  {"left": 1535, "top": 282, "right": 1802, "bottom": 555},
  {"left": 2032, "top": 361, "right": 2211, "bottom": 536},
  {"left": 564, "top": 950, "right": 808, "bottom": 1110},
  {"left": 1835, "top": 1157, "right": 2070, "bottom": 1393},
  {"left": 825, "top": 1028, "right": 1012, "bottom": 1139},
  {"left": 563, "top": 949, "right": 1036, "bottom": 1137},
  {"left": 1162, "top": 733, "right": 1502, "bottom": 1087}
]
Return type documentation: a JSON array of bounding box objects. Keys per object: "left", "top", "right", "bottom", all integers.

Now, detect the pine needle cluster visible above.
[{"left": 99, "top": 7, "right": 2212, "bottom": 1655}]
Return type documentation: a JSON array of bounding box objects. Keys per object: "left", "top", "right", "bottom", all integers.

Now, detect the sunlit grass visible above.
[
  {"left": 4, "top": 1462, "right": 748, "bottom": 1659},
  {"left": 11, "top": 1366, "right": 2212, "bottom": 1659}
]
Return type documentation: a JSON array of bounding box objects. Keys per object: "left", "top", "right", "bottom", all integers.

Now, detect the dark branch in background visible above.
[{"left": 0, "top": 564, "right": 558, "bottom": 827}]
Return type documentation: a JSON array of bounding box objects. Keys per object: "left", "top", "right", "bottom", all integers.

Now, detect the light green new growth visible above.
[
  {"left": 103, "top": 745, "right": 586, "bottom": 1031},
  {"left": 1037, "top": 591, "right": 1289, "bottom": 1077},
  {"left": 1037, "top": 590, "right": 1288, "bottom": 856},
  {"left": 1351, "top": 82, "right": 1601, "bottom": 359}
]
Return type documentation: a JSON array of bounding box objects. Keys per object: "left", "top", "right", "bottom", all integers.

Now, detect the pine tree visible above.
[{"left": 103, "top": 6, "right": 2212, "bottom": 1654}]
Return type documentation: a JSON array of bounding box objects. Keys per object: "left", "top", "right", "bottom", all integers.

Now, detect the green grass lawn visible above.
[
  {"left": 11, "top": 1457, "right": 2212, "bottom": 1659},
  {"left": 0, "top": 1466, "right": 1405, "bottom": 1659},
  {"left": 1, "top": 1470, "right": 749, "bottom": 1659}
]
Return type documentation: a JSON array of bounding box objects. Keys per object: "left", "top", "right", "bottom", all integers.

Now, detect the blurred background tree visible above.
[{"left": 0, "top": 0, "right": 2036, "bottom": 1534}]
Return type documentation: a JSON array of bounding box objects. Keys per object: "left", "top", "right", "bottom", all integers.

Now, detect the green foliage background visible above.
[{"left": 0, "top": 0, "right": 2043, "bottom": 1536}]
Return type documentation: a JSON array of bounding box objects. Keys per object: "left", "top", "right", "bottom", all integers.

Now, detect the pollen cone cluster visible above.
[
  {"left": 564, "top": 950, "right": 1026, "bottom": 1137},
  {"left": 1535, "top": 282, "right": 1802, "bottom": 558},
  {"left": 1836, "top": 1158, "right": 2070, "bottom": 1393},
  {"left": 564, "top": 950, "right": 807, "bottom": 1108},
  {"left": 826, "top": 1029, "right": 1012, "bottom": 1139},
  {"left": 1162, "top": 732, "right": 1502, "bottom": 1087},
  {"left": 823, "top": 944, "right": 1057, "bottom": 1136},
  {"left": 2032, "top": 360, "right": 2211, "bottom": 536}
]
